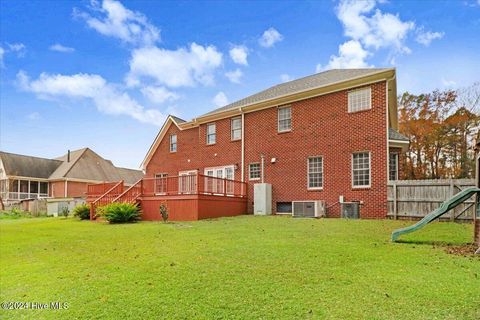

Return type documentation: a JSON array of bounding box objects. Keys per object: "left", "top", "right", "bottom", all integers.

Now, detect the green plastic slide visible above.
[{"left": 391, "top": 187, "right": 480, "bottom": 242}]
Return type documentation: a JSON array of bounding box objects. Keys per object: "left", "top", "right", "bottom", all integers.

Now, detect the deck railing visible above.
[
  {"left": 113, "top": 179, "right": 143, "bottom": 204},
  {"left": 87, "top": 182, "right": 119, "bottom": 199},
  {"left": 90, "top": 181, "right": 124, "bottom": 219},
  {"left": 140, "top": 174, "right": 247, "bottom": 198}
]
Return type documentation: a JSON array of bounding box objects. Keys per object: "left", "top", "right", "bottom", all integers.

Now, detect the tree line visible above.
[{"left": 398, "top": 82, "right": 479, "bottom": 180}]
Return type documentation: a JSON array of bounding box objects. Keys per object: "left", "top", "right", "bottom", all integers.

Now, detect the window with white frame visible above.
[
  {"left": 170, "top": 134, "right": 177, "bottom": 152},
  {"left": 206, "top": 123, "right": 216, "bottom": 144},
  {"left": 231, "top": 117, "right": 242, "bottom": 141},
  {"left": 308, "top": 156, "right": 323, "bottom": 189},
  {"left": 278, "top": 106, "right": 292, "bottom": 132},
  {"left": 348, "top": 87, "right": 371, "bottom": 113},
  {"left": 389, "top": 153, "right": 398, "bottom": 181},
  {"left": 249, "top": 163, "right": 261, "bottom": 180},
  {"left": 155, "top": 173, "right": 168, "bottom": 194},
  {"left": 352, "top": 152, "right": 371, "bottom": 187}
]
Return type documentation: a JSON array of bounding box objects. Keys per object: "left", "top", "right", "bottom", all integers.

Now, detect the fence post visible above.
[
  {"left": 450, "top": 179, "right": 455, "bottom": 222},
  {"left": 393, "top": 182, "right": 398, "bottom": 220}
]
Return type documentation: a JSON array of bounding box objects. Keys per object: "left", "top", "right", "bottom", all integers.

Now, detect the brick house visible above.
[
  {"left": 139, "top": 68, "right": 409, "bottom": 219},
  {"left": 0, "top": 148, "right": 143, "bottom": 204}
]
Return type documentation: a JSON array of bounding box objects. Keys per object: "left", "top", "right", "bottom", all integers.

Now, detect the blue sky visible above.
[{"left": 1, "top": 0, "right": 479, "bottom": 168}]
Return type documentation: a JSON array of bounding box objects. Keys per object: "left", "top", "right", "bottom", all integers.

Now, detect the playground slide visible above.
[{"left": 391, "top": 187, "right": 480, "bottom": 242}]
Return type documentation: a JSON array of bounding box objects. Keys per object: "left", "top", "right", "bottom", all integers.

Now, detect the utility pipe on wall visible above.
[
  {"left": 240, "top": 108, "right": 245, "bottom": 182},
  {"left": 261, "top": 154, "right": 265, "bottom": 183}
]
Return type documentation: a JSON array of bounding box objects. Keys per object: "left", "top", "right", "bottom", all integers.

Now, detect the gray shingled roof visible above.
[
  {"left": 170, "top": 115, "right": 186, "bottom": 124},
  {"left": 0, "top": 151, "right": 62, "bottom": 178},
  {"left": 1, "top": 149, "right": 143, "bottom": 184},
  {"left": 388, "top": 128, "right": 409, "bottom": 141},
  {"left": 201, "top": 68, "right": 392, "bottom": 117}
]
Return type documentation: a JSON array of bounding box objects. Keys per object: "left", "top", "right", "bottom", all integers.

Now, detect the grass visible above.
[{"left": 0, "top": 216, "right": 479, "bottom": 320}]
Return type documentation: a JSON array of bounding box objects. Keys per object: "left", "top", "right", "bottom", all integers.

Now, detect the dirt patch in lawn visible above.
[{"left": 444, "top": 244, "right": 480, "bottom": 257}]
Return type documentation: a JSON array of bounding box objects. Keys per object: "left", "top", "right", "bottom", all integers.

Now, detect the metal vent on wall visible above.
[{"left": 341, "top": 202, "right": 360, "bottom": 219}]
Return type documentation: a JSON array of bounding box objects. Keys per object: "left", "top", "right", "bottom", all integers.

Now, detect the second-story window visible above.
[
  {"left": 170, "top": 134, "right": 177, "bottom": 152},
  {"left": 206, "top": 123, "right": 216, "bottom": 145},
  {"left": 231, "top": 117, "right": 242, "bottom": 141},
  {"left": 278, "top": 106, "right": 292, "bottom": 132},
  {"left": 348, "top": 87, "right": 371, "bottom": 113}
]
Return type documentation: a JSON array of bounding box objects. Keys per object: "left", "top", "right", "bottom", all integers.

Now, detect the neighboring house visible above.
[
  {"left": 141, "top": 68, "right": 409, "bottom": 219},
  {"left": 0, "top": 148, "right": 143, "bottom": 204}
]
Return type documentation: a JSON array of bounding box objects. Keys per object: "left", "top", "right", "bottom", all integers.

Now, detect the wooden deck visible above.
[{"left": 87, "top": 174, "right": 248, "bottom": 221}]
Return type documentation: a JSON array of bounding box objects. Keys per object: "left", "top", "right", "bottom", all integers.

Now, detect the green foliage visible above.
[
  {"left": 73, "top": 204, "right": 90, "bottom": 220},
  {"left": 159, "top": 203, "right": 168, "bottom": 223},
  {"left": 100, "top": 202, "right": 141, "bottom": 223},
  {"left": 0, "top": 208, "right": 31, "bottom": 219},
  {"left": 61, "top": 206, "right": 70, "bottom": 218}
]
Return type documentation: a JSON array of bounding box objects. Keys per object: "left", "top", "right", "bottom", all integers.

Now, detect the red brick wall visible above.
[
  {"left": 146, "top": 81, "right": 389, "bottom": 218},
  {"left": 146, "top": 117, "right": 242, "bottom": 180},
  {"left": 49, "top": 180, "right": 89, "bottom": 198}
]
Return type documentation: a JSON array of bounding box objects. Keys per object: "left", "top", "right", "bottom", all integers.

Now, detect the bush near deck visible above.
[{"left": 0, "top": 216, "right": 478, "bottom": 319}]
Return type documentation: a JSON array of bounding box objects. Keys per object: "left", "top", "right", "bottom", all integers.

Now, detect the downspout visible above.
[{"left": 240, "top": 108, "right": 245, "bottom": 182}]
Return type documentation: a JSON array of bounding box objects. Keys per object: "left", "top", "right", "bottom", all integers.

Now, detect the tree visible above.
[{"left": 398, "top": 83, "right": 479, "bottom": 179}]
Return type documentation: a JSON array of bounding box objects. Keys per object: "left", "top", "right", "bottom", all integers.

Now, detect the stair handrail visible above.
[
  {"left": 90, "top": 180, "right": 124, "bottom": 220},
  {"left": 113, "top": 178, "right": 143, "bottom": 203}
]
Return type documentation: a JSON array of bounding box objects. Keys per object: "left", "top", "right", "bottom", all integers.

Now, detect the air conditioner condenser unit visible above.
[{"left": 292, "top": 200, "right": 326, "bottom": 218}]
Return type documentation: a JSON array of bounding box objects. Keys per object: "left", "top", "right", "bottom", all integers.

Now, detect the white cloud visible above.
[
  {"left": 280, "top": 74, "right": 291, "bottom": 82},
  {"left": 49, "top": 43, "right": 75, "bottom": 53},
  {"left": 229, "top": 45, "right": 248, "bottom": 65},
  {"left": 336, "top": 0, "right": 414, "bottom": 53},
  {"left": 259, "top": 27, "right": 283, "bottom": 48},
  {"left": 126, "top": 43, "right": 223, "bottom": 88},
  {"left": 322, "top": 40, "right": 370, "bottom": 70},
  {"left": 17, "top": 71, "right": 165, "bottom": 125},
  {"left": 141, "top": 86, "right": 179, "bottom": 104},
  {"left": 6, "top": 42, "right": 27, "bottom": 57},
  {"left": 213, "top": 91, "right": 228, "bottom": 107},
  {"left": 441, "top": 78, "right": 456, "bottom": 87},
  {"left": 75, "top": 0, "right": 160, "bottom": 46},
  {"left": 225, "top": 69, "right": 243, "bottom": 84},
  {"left": 415, "top": 28, "right": 444, "bottom": 46},
  {"left": 0, "top": 43, "right": 26, "bottom": 67},
  {"left": 0, "top": 47, "right": 4, "bottom": 67},
  {"left": 27, "top": 112, "right": 41, "bottom": 120},
  {"left": 321, "top": 0, "right": 422, "bottom": 70}
]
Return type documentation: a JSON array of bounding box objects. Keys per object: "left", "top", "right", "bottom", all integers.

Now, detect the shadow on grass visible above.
[{"left": 395, "top": 239, "right": 472, "bottom": 246}]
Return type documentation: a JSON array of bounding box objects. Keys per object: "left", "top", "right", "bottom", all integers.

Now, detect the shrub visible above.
[
  {"left": 100, "top": 202, "right": 141, "bottom": 223},
  {"left": 159, "top": 203, "right": 168, "bottom": 223},
  {"left": 0, "top": 208, "right": 31, "bottom": 219},
  {"left": 61, "top": 207, "right": 70, "bottom": 218},
  {"left": 73, "top": 204, "right": 90, "bottom": 220}
]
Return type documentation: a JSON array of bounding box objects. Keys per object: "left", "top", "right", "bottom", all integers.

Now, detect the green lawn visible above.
[{"left": 0, "top": 216, "right": 479, "bottom": 320}]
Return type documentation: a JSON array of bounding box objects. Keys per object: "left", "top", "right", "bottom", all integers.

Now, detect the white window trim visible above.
[
  {"left": 248, "top": 163, "right": 261, "bottom": 181},
  {"left": 231, "top": 117, "right": 242, "bottom": 141},
  {"left": 169, "top": 134, "right": 177, "bottom": 153},
  {"left": 307, "top": 156, "right": 324, "bottom": 190},
  {"left": 206, "top": 123, "right": 216, "bottom": 145},
  {"left": 389, "top": 152, "right": 399, "bottom": 181},
  {"left": 348, "top": 87, "right": 372, "bottom": 113},
  {"left": 351, "top": 151, "right": 371, "bottom": 189},
  {"left": 154, "top": 173, "right": 168, "bottom": 195},
  {"left": 277, "top": 105, "right": 292, "bottom": 133}
]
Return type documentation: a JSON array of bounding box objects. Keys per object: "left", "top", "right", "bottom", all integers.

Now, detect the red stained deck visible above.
[{"left": 87, "top": 174, "right": 247, "bottom": 221}]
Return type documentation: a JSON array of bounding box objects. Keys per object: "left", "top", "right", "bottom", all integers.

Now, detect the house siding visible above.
[{"left": 146, "top": 81, "right": 389, "bottom": 218}]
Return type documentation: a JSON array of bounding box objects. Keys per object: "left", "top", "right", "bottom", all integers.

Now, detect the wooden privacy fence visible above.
[{"left": 388, "top": 179, "right": 476, "bottom": 221}]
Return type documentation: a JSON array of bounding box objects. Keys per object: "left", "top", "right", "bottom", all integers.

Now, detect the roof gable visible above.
[{"left": 0, "top": 151, "right": 62, "bottom": 179}]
